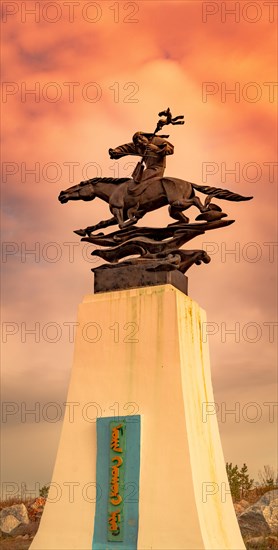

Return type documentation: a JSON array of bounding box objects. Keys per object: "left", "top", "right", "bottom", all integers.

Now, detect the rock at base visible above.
[
  {"left": 0, "top": 503, "right": 29, "bottom": 534},
  {"left": 239, "top": 509, "right": 271, "bottom": 538},
  {"left": 0, "top": 514, "right": 21, "bottom": 534},
  {"left": 238, "top": 490, "right": 278, "bottom": 538},
  {"left": 246, "top": 535, "right": 278, "bottom": 549}
]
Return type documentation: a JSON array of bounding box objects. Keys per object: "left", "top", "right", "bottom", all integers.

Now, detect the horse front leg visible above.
[
  {"left": 110, "top": 207, "right": 125, "bottom": 229},
  {"left": 116, "top": 203, "right": 141, "bottom": 229},
  {"left": 74, "top": 216, "right": 117, "bottom": 236}
]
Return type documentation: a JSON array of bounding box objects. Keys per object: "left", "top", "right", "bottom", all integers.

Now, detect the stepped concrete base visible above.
[{"left": 30, "top": 285, "right": 245, "bottom": 550}]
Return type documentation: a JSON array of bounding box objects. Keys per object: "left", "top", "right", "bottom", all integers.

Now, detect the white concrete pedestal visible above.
[{"left": 30, "top": 285, "right": 245, "bottom": 549}]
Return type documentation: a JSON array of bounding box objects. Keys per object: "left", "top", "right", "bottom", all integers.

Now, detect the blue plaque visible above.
[{"left": 92, "top": 415, "right": 141, "bottom": 549}]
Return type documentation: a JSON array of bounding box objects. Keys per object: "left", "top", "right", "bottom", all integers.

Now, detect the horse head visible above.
[{"left": 58, "top": 180, "right": 96, "bottom": 204}]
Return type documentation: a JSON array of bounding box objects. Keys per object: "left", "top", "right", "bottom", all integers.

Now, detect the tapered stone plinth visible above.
[{"left": 30, "top": 285, "right": 245, "bottom": 550}]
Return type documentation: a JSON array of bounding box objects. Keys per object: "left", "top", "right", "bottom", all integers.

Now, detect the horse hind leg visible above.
[
  {"left": 170, "top": 196, "right": 211, "bottom": 217},
  {"left": 191, "top": 194, "right": 211, "bottom": 212},
  {"left": 169, "top": 198, "right": 199, "bottom": 221},
  {"left": 168, "top": 204, "right": 189, "bottom": 224}
]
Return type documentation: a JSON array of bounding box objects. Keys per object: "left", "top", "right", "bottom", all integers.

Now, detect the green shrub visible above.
[
  {"left": 226, "top": 462, "right": 253, "bottom": 501},
  {"left": 39, "top": 485, "right": 50, "bottom": 498}
]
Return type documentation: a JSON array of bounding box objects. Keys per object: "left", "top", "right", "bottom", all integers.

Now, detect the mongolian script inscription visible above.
[{"left": 107, "top": 421, "right": 126, "bottom": 541}]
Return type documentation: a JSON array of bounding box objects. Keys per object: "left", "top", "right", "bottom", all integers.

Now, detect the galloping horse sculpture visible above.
[
  {"left": 59, "top": 109, "right": 252, "bottom": 235},
  {"left": 58, "top": 110, "right": 253, "bottom": 290},
  {"left": 58, "top": 176, "right": 252, "bottom": 236}
]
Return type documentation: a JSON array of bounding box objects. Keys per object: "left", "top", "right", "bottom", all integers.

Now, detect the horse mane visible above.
[{"left": 81, "top": 177, "right": 131, "bottom": 186}]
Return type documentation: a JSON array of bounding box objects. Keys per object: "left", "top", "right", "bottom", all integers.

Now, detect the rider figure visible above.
[{"left": 109, "top": 131, "right": 174, "bottom": 186}]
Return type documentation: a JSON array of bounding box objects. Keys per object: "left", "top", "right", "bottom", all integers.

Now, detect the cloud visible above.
[{"left": 1, "top": 0, "right": 277, "bottom": 486}]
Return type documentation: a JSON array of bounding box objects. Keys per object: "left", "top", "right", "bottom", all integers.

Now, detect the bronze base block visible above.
[{"left": 93, "top": 265, "right": 188, "bottom": 295}]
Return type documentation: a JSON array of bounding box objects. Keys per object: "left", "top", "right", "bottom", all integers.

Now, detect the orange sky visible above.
[{"left": 1, "top": 1, "right": 277, "bottom": 496}]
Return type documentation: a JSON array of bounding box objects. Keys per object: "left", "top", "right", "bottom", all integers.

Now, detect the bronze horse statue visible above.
[{"left": 58, "top": 176, "right": 252, "bottom": 236}]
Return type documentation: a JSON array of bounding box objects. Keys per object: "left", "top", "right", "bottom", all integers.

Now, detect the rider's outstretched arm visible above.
[{"left": 109, "top": 142, "right": 136, "bottom": 159}]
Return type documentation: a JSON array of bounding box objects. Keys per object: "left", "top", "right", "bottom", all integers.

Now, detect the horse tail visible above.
[{"left": 191, "top": 183, "right": 253, "bottom": 202}]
